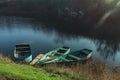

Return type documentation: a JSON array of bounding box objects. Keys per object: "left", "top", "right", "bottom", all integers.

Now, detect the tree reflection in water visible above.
[{"left": 0, "top": 0, "right": 120, "bottom": 65}]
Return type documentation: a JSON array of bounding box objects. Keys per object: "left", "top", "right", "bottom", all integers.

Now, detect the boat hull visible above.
[
  {"left": 13, "top": 44, "right": 32, "bottom": 63},
  {"left": 41, "top": 48, "right": 93, "bottom": 64},
  {"left": 38, "top": 46, "right": 70, "bottom": 64}
]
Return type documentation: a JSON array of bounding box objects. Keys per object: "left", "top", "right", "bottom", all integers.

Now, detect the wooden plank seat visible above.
[
  {"left": 61, "top": 58, "right": 69, "bottom": 62},
  {"left": 30, "top": 54, "right": 44, "bottom": 65},
  {"left": 68, "top": 55, "right": 81, "bottom": 60}
]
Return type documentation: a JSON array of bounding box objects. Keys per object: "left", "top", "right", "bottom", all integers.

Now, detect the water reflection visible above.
[
  {"left": 1, "top": 0, "right": 120, "bottom": 41},
  {"left": 0, "top": 16, "right": 120, "bottom": 65},
  {"left": 94, "top": 40, "right": 119, "bottom": 65}
]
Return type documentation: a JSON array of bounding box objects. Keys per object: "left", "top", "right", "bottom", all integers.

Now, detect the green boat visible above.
[
  {"left": 37, "top": 46, "right": 70, "bottom": 64},
  {"left": 64, "top": 49, "right": 93, "bottom": 62},
  {"left": 14, "top": 44, "right": 32, "bottom": 63},
  {"left": 41, "top": 48, "right": 92, "bottom": 64}
]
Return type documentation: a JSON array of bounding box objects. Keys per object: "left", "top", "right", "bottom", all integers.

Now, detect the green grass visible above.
[
  {"left": 0, "top": 57, "right": 86, "bottom": 80},
  {"left": 0, "top": 56, "right": 119, "bottom": 80}
]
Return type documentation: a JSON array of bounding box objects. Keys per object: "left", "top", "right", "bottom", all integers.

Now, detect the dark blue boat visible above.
[{"left": 14, "top": 44, "right": 32, "bottom": 63}]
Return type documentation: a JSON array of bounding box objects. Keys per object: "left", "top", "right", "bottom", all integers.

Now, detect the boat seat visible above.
[
  {"left": 16, "top": 47, "right": 30, "bottom": 51},
  {"left": 30, "top": 54, "right": 44, "bottom": 65},
  {"left": 61, "top": 58, "right": 69, "bottom": 62},
  {"left": 68, "top": 55, "right": 81, "bottom": 60},
  {"left": 56, "top": 52, "right": 63, "bottom": 55},
  {"left": 17, "top": 51, "right": 30, "bottom": 54},
  {"left": 50, "top": 56, "right": 57, "bottom": 59}
]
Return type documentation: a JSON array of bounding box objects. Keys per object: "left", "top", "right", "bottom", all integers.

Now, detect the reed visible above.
[
  {"left": 0, "top": 54, "right": 13, "bottom": 63},
  {"left": 43, "top": 60, "right": 120, "bottom": 80}
]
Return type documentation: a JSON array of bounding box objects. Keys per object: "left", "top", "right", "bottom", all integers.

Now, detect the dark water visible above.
[
  {"left": 0, "top": 0, "right": 120, "bottom": 66},
  {"left": 0, "top": 16, "right": 120, "bottom": 66}
]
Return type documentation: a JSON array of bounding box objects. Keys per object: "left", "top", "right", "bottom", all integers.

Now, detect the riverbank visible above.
[
  {"left": 0, "top": 54, "right": 86, "bottom": 80},
  {"left": 0, "top": 54, "right": 120, "bottom": 80},
  {"left": 41, "top": 61, "right": 112, "bottom": 80},
  {"left": 42, "top": 60, "right": 119, "bottom": 80}
]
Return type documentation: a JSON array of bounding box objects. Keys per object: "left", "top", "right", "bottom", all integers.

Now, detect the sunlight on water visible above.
[
  {"left": 96, "top": 0, "right": 120, "bottom": 29},
  {"left": 104, "top": 0, "right": 114, "bottom": 4},
  {"left": 115, "top": 0, "right": 120, "bottom": 7},
  {"left": 96, "top": 10, "right": 113, "bottom": 28}
]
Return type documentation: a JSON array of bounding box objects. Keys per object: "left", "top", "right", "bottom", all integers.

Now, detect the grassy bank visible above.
[
  {"left": 42, "top": 60, "right": 120, "bottom": 80},
  {"left": 0, "top": 54, "right": 120, "bottom": 80},
  {"left": 0, "top": 55, "right": 86, "bottom": 80}
]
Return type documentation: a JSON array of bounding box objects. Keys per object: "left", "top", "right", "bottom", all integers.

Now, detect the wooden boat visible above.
[
  {"left": 61, "top": 48, "right": 93, "bottom": 62},
  {"left": 42, "top": 48, "right": 92, "bottom": 64},
  {"left": 14, "top": 44, "right": 32, "bottom": 63},
  {"left": 37, "top": 46, "right": 70, "bottom": 64},
  {"left": 30, "top": 54, "right": 44, "bottom": 65}
]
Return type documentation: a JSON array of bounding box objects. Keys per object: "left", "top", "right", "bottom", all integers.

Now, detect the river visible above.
[
  {"left": 0, "top": 16, "right": 120, "bottom": 66},
  {"left": 0, "top": 0, "right": 120, "bottom": 67}
]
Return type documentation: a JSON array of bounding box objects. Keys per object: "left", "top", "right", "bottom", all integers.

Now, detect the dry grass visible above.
[
  {"left": 0, "top": 54, "right": 120, "bottom": 80},
  {"left": 0, "top": 54, "right": 13, "bottom": 63},
  {"left": 113, "top": 66, "right": 120, "bottom": 80},
  {"left": 43, "top": 60, "right": 120, "bottom": 80}
]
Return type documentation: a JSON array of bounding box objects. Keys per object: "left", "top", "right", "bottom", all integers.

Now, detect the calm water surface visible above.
[{"left": 0, "top": 16, "right": 120, "bottom": 66}]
